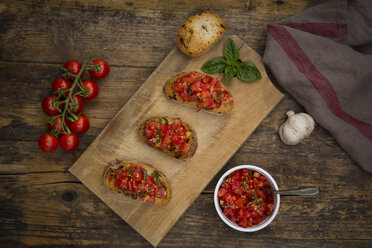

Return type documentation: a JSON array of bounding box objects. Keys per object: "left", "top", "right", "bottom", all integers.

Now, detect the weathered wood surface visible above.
[
  {"left": 69, "top": 35, "right": 283, "bottom": 246},
  {"left": 0, "top": 0, "right": 371, "bottom": 247}
]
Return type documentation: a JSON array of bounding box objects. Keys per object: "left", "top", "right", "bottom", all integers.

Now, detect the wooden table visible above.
[{"left": 0, "top": 0, "right": 371, "bottom": 247}]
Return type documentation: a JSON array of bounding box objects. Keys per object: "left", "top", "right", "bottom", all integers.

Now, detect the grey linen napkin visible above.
[{"left": 263, "top": 0, "right": 372, "bottom": 173}]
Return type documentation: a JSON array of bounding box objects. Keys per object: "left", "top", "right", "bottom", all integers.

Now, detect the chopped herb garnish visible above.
[
  {"left": 151, "top": 171, "right": 160, "bottom": 178},
  {"left": 162, "top": 117, "right": 168, "bottom": 124},
  {"left": 162, "top": 184, "right": 167, "bottom": 191},
  {"left": 187, "top": 82, "right": 192, "bottom": 95},
  {"left": 154, "top": 137, "right": 162, "bottom": 144},
  {"left": 131, "top": 192, "right": 137, "bottom": 199},
  {"left": 155, "top": 130, "right": 160, "bottom": 135},
  {"left": 128, "top": 168, "right": 134, "bottom": 177},
  {"left": 243, "top": 181, "right": 249, "bottom": 193},
  {"left": 214, "top": 95, "right": 221, "bottom": 102},
  {"left": 142, "top": 169, "right": 147, "bottom": 184},
  {"left": 221, "top": 205, "right": 229, "bottom": 208},
  {"left": 253, "top": 190, "right": 258, "bottom": 200},
  {"left": 155, "top": 177, "right": 162, "bottom": 187},
  {"left": 247, "top": 198, "right": 260, "bottom": 207},
  {"left": 151, "top": 171, "right": 162, "bottom": 187}
]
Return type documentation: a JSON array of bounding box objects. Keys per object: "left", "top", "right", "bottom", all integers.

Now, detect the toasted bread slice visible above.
[
  {"left": 138, "top": 116, "right": 197, "bottom": 160},
  {"left": 164, "top": 71, "right": 234, "bottom": 114},
  {"left": 177, "top": 11, "right": 226, "bottom": 57},
  {"left": 103, "top": 160, "right": 171, "bottom": 206}
]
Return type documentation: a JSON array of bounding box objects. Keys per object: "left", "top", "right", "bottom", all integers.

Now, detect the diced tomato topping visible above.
[
  {"left": 172, "top": 72, "right": 233, "bottom": 111},
  {"left": 143, "top": 118, "right": 190, "bottom": 157},
  {"left": 145, "top": 129, "right": 154, "bottom": 138},
  {"left": 217, "top": 169, "right": 274, "bottom": 228},
  {"left": 112, "top": 165, "right": 167, "bottom": 204}
]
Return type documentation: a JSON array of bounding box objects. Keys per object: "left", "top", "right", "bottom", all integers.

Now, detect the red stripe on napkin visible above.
[
  {"left": 268, "top": 23, "right": 372, "bottom": 141},
  {"left": 284, "top": 23, "right": 347, "bottom": 38}
]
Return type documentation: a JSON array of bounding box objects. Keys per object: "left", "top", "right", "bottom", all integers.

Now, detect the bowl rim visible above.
[{"left": 214, "top": 164, "right": 280, "bottom": 232}]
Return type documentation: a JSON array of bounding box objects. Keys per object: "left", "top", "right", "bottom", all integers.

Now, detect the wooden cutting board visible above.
[{"left": 69, "top": 35, "right": 283, "bottom": 246}]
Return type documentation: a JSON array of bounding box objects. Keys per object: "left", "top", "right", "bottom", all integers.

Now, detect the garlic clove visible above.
[{"left": 279, "top": 110, "right": 315, "bottom": 145}]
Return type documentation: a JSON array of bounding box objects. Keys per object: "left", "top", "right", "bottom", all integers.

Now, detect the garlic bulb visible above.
[{"left": 279, "top": 110, "right": 315, "bottom": 145}]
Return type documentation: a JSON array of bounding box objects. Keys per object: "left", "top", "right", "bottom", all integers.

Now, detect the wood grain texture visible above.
[
  {"left": 1, "top": 0, "right": 371, "bottom": 247},
  {"left": 69, "top": 35, "right": 283, "bottom": 246}
]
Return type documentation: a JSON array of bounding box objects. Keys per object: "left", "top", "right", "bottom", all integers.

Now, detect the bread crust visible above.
[
  {"left": 138, "top": 116, "right": 197, "bottom": 160},
  {"left": 103, "top": 160, "right": 171, "bottom": 206},
  {"left": 164, "top": 71, "right": 234, "bottom": 115},
  {"left": 177, "top": 11, "right": 226, "bottom": 57}
]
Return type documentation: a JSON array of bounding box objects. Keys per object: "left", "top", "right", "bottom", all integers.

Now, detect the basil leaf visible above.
[
  {"left": 224, "top": 65, "right": 236, "bottom": 83},
  {"left": 236, "top": 61, "right": 262, "bottom": 82},
  {"left": 201, "top": 56, "right": 226, "bottom": 74},
  {"left": 224, "top": 38, "right": 239, "bottom": 62}
]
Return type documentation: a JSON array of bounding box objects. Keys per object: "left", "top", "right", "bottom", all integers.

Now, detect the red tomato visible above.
[
  {"left": 38, "top": 133, "right": 59, "bottom": 152},
  {"left": 63, "top": 60, "right": 82, "bottom": 79},
  {"left": 48, "top": 116, "right": 67, "bottom": 133},
  {"left": 69, "top": 114, "right": 89, "bottom": 134},
  {"left": 67, "top": 94, "right": 84, "bottom": 114},
  {"left": 89, "top": 59, "right": 110, "bottom": 79},
  {"left": 42, "top": 95, "right": 61, "bottom": 115},
  {"left": 60, "top": 133, "right": 79, "bottom": 151},
  {"left": 82, "top": 79, "right": 99, "bottom": 100},
  {"left": 52, "top": 77, "right": 72, "bottom": 95}
]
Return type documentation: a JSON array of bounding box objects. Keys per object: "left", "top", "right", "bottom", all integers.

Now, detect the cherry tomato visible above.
[
  {"left": 48, "top": 116, "right": 67, "bottom": 133},
  {"left": 68, "top": 94, "right": 84, "bottom": 114},
  {"left": 82, "top": 79, "right": 99, "bottom": 100},
  {"left": 38, "top": 133, "right": 59, "bottom": 152},
  {"left": 63, "top": 60, "right": 82, "bottom": 79},
  {"left": 60, "top": 133, "right": 79, "bottom": 151},
  {"left": 69, "top": 114, "right": 89, "bottom": 134},
  {"left": 89, "top": 59, "right": 110, "bottom": 79},
  {"left": 52, "top": 77, "right": 72, "bottom": 95},
  {"left": 42, "top": 95, "right": 61, "bottom": 115}
]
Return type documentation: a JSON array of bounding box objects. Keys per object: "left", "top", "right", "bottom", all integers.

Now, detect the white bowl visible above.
[{"left": 214, "top": 165, "right": 280, "bottom": 232}]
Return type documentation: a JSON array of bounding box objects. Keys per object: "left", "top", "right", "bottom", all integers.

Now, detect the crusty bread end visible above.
[
  {"left": 177, "top": 11, "right": 226, "bottom": 57},
  {"left": 103, "top": 160, "right": 171, "bottom": 206}
]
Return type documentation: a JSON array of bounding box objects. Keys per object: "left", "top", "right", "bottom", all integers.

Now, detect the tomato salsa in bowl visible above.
[{"left": 214, "top": 165, "right": 280, "bottom": 232}]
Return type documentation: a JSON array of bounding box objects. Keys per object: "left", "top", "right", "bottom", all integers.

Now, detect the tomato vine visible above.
[{"left": 48, "top": 61, "right": 101, "bottom": 136}]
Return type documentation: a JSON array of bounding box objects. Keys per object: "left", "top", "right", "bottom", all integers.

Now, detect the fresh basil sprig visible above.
[{"left": 201, "top": 38, "right": 262, "bottom": 83}]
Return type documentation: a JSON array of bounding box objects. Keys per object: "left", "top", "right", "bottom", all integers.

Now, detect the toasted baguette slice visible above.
[
  {"left": 103, "top": 160, "right": 171, "bottom": 206},
  {"left": 138, "top": 116, "right": 197, "bottom": 160},
  {"left": 177, "top": 11, "right": 226, "bottom": 57},
  {"left": 164, "top": 71, "right": 234, "bottom": 115}
]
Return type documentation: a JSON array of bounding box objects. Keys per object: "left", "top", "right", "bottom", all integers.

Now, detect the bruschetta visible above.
[
  {"left": 164, "top": 71, "right": 234, "bottom": 114},
  {"left": 103, "top": 160, "right": 171, "bottom": 206},
  {"left": 138, "top": 116, "right": 197, "bottom": 159}
]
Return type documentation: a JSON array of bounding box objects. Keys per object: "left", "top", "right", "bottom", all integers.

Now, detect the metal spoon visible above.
[{"left": 274, "top": 187, "right": 319, "bottom": 196}]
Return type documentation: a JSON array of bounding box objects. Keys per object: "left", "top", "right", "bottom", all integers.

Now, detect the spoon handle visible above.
[{"left": 274, "top": 187, "right": 319, "bottom": 196}]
